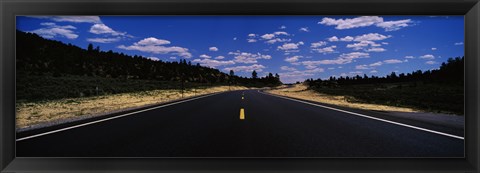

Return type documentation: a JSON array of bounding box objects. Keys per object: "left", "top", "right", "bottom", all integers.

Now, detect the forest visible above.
[
  {"left": 16, "top": 30, "right": 281, "bottom": 101},
  {"left": 305, "top": 56, "right": 464, "bottom": 86}
]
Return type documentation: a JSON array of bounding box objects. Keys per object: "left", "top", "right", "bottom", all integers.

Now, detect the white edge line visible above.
[
  {"left": 16, "top": 92, "right": 221, "bottom": 142},
  {"left": 259, "top": 90, "right": 464, "bottom": 140}
]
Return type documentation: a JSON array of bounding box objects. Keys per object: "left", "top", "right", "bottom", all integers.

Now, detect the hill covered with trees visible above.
[{"left": 16, "top": 30, "right": 281, "bottom": 101}]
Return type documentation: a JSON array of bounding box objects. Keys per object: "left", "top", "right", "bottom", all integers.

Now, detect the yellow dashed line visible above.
[{"left": 240, "top": 108, "right": 245, "bottom": 120}]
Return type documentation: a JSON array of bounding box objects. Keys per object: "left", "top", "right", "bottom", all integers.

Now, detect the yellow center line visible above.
[
  {"left": 242, "top": 96, "right": 244, "bottom": 100},
  {"left": 240, "top": 108, "right": 245, "bottom": 120}
]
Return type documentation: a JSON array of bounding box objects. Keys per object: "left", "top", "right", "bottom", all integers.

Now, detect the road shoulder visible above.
[{"left": 261, "top": 89, "right": 464, "bottom": 138}]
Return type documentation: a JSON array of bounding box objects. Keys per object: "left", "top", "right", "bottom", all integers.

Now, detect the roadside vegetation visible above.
[{"left": 303, "top": 57, "right": 464, "bottom": 115}]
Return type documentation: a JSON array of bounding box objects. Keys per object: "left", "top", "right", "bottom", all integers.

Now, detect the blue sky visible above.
[{"left": 16, "top": 16, "right": 464, "bottom": 83}]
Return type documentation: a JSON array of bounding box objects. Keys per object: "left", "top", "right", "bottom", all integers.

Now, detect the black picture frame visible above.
[{"left": 1, "top": 0, "right": 479, "bottom": 172}]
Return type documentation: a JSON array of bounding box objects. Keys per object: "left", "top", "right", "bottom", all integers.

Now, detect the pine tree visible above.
[{"left": 87, "top": 43, "right": 94, "bottom": 52}]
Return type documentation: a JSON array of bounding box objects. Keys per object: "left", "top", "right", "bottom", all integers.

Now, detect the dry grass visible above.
[
  {"left": 267, "top": 84, "right": 418, "bottom": 113},
  {"left": 16, "top": 85, "right": 249, "bottom": 130}
]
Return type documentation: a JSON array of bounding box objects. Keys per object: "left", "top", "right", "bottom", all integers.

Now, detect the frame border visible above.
[{"left": 1, "top": 0, "right": 479, "bottom": 172}]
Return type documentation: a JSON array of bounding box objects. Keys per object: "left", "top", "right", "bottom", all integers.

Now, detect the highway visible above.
[{"left": 16, "top": 90, "right": 464, "bottom": 157}]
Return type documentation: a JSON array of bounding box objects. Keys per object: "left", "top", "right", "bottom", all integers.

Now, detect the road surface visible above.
[{"left": 16, "top": 90, "right": 464, "bottom": 157}]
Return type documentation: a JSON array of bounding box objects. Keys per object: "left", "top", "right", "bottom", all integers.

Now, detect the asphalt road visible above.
[{"left": 16, "top": 90, "right": 464, "bottom": 157}]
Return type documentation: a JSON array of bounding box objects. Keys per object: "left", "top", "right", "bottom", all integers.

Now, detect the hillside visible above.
[{"left": 16, "top": 30, "right": 281, "bottom": 101}]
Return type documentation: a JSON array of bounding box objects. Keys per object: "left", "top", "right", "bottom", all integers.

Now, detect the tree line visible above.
[
  {"left": 305, "top": 56, "right": 464, "bottom": 87},
  {"left": 16, "top": 30, "right": 281, "bottom": 87}
]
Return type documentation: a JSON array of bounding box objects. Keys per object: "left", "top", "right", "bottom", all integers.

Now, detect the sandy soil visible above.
[
  {"left": 266, "top": 84, "right": 418, "bottom": 113},
  {"left": 16, "top": 85, "right": 249, "bottom": 130}
]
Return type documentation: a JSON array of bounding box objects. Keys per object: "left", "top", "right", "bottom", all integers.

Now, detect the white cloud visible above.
[
  {"left": 135, "top": 37, "right": 170, "bottom": 46},
  {"left": 39, "top": 22, "right": 57, "bottom": 26},
  {"left": 215, "top": 56, "right": 225, "bottom": 60},
  {"left": 170, "top": 57, "right": 177, "bottom": 60},
  {"left": 339, "top": 52, "right": 370, "bottom": 60},
  {"left": 382, "top": 42, "right": 389, "bottom": 45},
  {"left": 29, "top": 23, "right": 78, "bottom": 39},
  {"left": 299, "top": 27, "right": 310, "bottom": 32},
  {"left": 265, "top": 38, "right": 291, "bottom": 44},
  {"left": 301, "top": 52, "right": 369, "bottom": 65},
  {"left": 328, "top": 35, "right": 357, "bottom": 42},
  {"left": 312, "top": 45, "right": 337, "bottom": 54},
  {"left": 117, "top": 37, "right": 192, "bottom": 58},
  {"left": 335, "top": 33, "right": 390, "bottom": 51},
  {"left": 228, "top": 51, "right": 272, "bottom": 64},
  {"left": 247, "top": 39, "right": 257, "bottom": 43},
  {"left": 280, "top": 66, "right": 297, "bottom": 71},
  {"left": 248, "top": 33, "right": 256, "bottom": 37},
  {"left": 355, "top": 65, "right": 370, "bottom": 70},
  {"left": 146, "top": 56, "right": 160, "bottom": 61},
  {"left": 199, "top": 54, "right": 211, "bottom": 59},
  {"left": 260, "top": 34, "right": 275, "bottom": 40},
  {"left": 305, "top": 65, "right": 317, "bottom": 69},
  {"left": 279, "top": 68, "right": 324, "bottom": 83},
  {"left": 278, "top": 42, "right": 303, "bottom": 51},
  {"left": 32, "top": 16, "right": 101, "bottom": 23},
  {"left": 319, "top": 16, "right": 383, "bottom": 30},
  {"left": 425, "top": 61, "right": 437, "bottom": 65},
  {"left": 89, "top": 24, "right": 128, "bottom": 37},
  {"left": 192, "top": 59, "right": 235, "bottom": 67},
  {"left": 370, "top": 70, "right": 378, "bottom": 73},
  {"left": 383, "top": 59, "right": 403, "bottom": 64},
  {"left": 274, "top": 31, "right": 289, "bottom": 36},
  {"left": 404, "top": 56, "right": 415, "bottom": 59},
  {"left": 259, "top": 31, "right": 290, "bottom": 42},
  {"left": 87, "top": 37, "right": 121, "bottom": 43},
  {"left": 279, "top": 71, "right": 313, "bottom": 79},
  {"left": 420, "top": 54, "right": 435, "bottom": 59},
  {"left": 319, "top": 16, "right": 413, "bottom": 31},
  {"left": 369, "top": 61, "right": 383, "bottom": 66},
  {"left": 431, "top": 47, "right": 437, "bottom": 51},
  {"left": 224, "top": 64, "right": 266, "bottom": 72},
  {"left": 310, "top": 41, "right": 328, "bottom": 48},
  {"left": 305, "top": 68, "right": 325, "bottom": 73},
  {"left": 454, "top": 42, "right": 463, "bottom": 45},
  {"left": 353, "top": 33, "right": 391, "bottom": 41},
  {"left": 366, "top": 47, "right": 386, "bottom": 52},
  {"left": 327, "top": 36, "right": 339, "bottom": 42},
  {"left": 233, "top": 37, "right": 237, "bottom": 40},
  {"left": 279, "top": 25, "right": 287, "bottom": 29},
  {"left": 340, "top": 36, "right": 355, "bottom": 42},
  {"left": 209, "top": 47, "right": 219, "bottom": 51},
  {"left": 346, "top": 41, "right": 381, "bottom": 50},
  {"left": 284, "top": 55, "right": 303, "bottom": 63},
  {"left": 349, "top": 71, "right": 364, "bottom": 75},
  {"left": 376, "top": 19, "right": 412, "bottom": 31}
]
